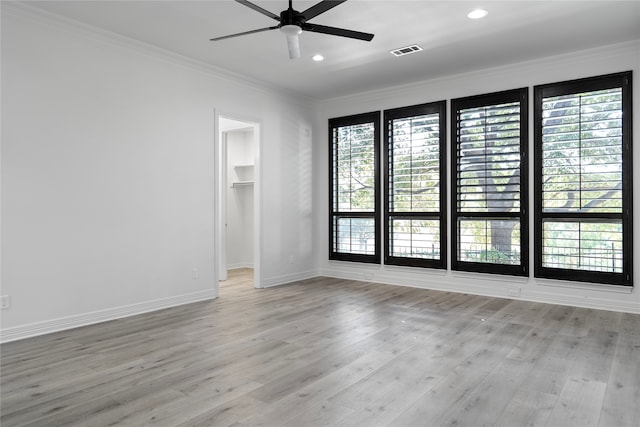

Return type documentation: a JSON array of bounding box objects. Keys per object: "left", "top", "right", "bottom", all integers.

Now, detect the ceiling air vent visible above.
[{"left": 390, "top": 44, "right": 423, "bottom": 57}]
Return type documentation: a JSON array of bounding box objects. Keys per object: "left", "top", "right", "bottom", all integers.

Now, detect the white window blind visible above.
[
  {"left": 452, "top": 89, "right": 528, "bottom": 275},
  {"left": 330, "top": 112, "right": 380, "bottom": 263},
  {"left": 540, "top": 88, "right": 624, "bottom": 274},
  {"left": 534, "top": 71, "right": 632, "bottom": 286},
  {"left": 385, "top": 102, "right": 446, "bottom": 268}
]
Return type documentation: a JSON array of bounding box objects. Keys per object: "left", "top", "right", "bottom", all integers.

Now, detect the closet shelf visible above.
[
  {"left": 232, "top": 164, "right": 254, "bottom": 187},
  {"left": 231, "top": 181, "right": 254, "bottom": 188}
]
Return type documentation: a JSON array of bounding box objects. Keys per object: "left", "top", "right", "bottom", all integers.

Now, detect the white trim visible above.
[
  {"left": 0, "top": 290, "right": 217, "bottom": 343},
  {"left": 450, "top": 270, "right": 529, "bottom": 285},
  {"left": 523, "top": 289, "right": 638, "bottom": 314},
  {"left": 318, "top": 267, "right": 640, "bottom": 314},
  {"left": 535, "top": 278, "right": 634, "bottom": 294},
  {"left": 261, "top": 271, "right": 319, "bottom": 288},
  {"left": 215, "top": 111, "right": 262, "bottom": 289},
  {"left": 320, "top": 267, "right": 505, "bottom": 298},
  {"left": 219, "top": 127, "right": 228, "bottom": 281},
  {"left": 2, "top": 271, "right": 637, "bottom": 343},
  {"left": 320, "top": 40, "right": 640, "bottom": 106},
  {"left": 226, "top": 262, "right": 254, "bottom": 270},
  {"left": 252, "top": 122, "right": 263, "bottom": 289},
  {"left": 1, "top": 1, "right": 315, "bottom": 105}
]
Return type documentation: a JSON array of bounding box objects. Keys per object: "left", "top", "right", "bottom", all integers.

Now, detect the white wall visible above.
[
  {"left": 0, "top": 4, "right": 317, "bottom": 341},
  {"left": 315, "top": 41, "right": 640, "bottom": 314},
  {"left": 259, "top": 110, "right": 316, "bottom": 287},
  {"left": 225, "top": 129, "right": 254, "bottom": 270},
  {"left": 2, "top": 4, "right": 637, "bottom": 344}
]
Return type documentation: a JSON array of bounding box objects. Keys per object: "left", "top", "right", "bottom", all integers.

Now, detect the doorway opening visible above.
[{"left": 217, "top": 115, "right": 260, "bottom": 292}]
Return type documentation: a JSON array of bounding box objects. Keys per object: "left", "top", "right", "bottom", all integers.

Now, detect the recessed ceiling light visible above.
[
  {"left": 312, "top": 54, "right": 324, "bottom": 62},
  {"left": 467, "top": 9, "right": 488, "bottom": 19}
]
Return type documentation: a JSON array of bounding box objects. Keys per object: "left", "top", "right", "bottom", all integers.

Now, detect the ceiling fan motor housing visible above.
[
  {"left": 280, "top": 8, "right": 305, "bottom": 28},
  {"left": 210, "top": 1, "right": 375, "bottom": 59}
]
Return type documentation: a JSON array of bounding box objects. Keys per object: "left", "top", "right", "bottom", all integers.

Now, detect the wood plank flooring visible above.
[{"left": 1, "top": 268, "right": 639, "bottom": 426}]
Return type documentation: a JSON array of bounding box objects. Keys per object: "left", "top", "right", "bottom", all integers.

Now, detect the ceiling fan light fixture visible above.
[
  {"left": 280, "top": 24, "right": 302, "bottom": 37},
  {"left": 211, "top": 1, "right": 375, "bottom": 58},
  {"left": 280, "top": 25, "right": 302, "bottom": 59}
]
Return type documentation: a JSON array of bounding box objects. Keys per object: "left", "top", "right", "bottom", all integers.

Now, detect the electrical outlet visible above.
[
  {"left": 507, "top": 287, "right": 521, "bottom": 298},
  {"left": 192, "top": 268, "right": 199, "bottom": 279},
  {"left": 289, "top": 255, "right": 294, "bottom": 264},
  {"left": 1, "top": 295, "right": 11, "bottom": 310}
]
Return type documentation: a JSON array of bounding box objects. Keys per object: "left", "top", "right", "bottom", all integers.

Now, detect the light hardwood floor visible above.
[{"left": 1, "top": 269, "right": 639, "bottom": 426}]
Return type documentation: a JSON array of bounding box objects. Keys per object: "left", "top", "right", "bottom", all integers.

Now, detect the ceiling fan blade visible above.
[
  {"left": 301, "top": 0, "right": 347, "bottom": 20},
  {"left": 234, "top": 0, "right": 280, "bottom": 21},
  {"left": 285, "top": 34, "right": 301, "bottom": 59},
  {"left": 210, "top": 26, "right": 279, "bottom": 42},
  {"left": 303, "top": 23, "right": 374, "bottom": 41}
]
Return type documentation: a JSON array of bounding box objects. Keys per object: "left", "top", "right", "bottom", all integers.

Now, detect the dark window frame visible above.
[
  {"left": 383, "top": 101, "right": 447, "bottom": 268},
  {"left": 329, "top": 111, "right": 381, "bottom": 264},
  {"left": 534, "top": 72, "right": 633, "bottom": 286},
  {"left": 451, "top": 88, "right": 529, "bottom": 276}
]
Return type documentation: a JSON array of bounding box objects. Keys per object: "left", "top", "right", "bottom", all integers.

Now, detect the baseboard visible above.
[
  {"left": 260, "top": 270, "right": 319, "bottom": 288},
  {"left": 318, "top": 267, "right": 640, "bottom": 314},
  {"left": 0, "top": 289, "right": 217, "bottom": 343},
  {"left": 4, "top": 268, "right": 635, "bottom": 343},
  {"left": 226, "top": 262, "right": 254, "bottom": 270}
]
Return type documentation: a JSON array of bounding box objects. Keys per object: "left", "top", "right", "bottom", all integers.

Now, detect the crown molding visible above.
[
  {"left": 320, "top": 39, "right": 640, "bottom": 107},
  {"left": 1, "top": 1, "right": 318, "bottom": 106}
]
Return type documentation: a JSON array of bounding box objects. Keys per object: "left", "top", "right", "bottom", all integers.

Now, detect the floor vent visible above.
[{"left": 390, "top": 44, "right": 423, "bottom": 57}]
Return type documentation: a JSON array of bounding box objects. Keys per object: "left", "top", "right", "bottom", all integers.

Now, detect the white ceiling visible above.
[{"left": 23, "top": 0, "right": 640, "bottom": 100}]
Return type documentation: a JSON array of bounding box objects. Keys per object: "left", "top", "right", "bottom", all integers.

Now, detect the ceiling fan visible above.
[{"left": 210, "top": 0, "right": 374, "bottom": 59}]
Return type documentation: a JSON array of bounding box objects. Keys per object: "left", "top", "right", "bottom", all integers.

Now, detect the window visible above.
[
  {"left": 534, "top": 72, "right": 632, "bottom": 286},
  {"left": 329, "top": 112, "right": 381, "bottom": 263},
  {"left": 451, "top": 89, "right": 529, "bottom": 275},
  {"left": 384, "top": 102, "right": 446, "bottom": 268}
]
